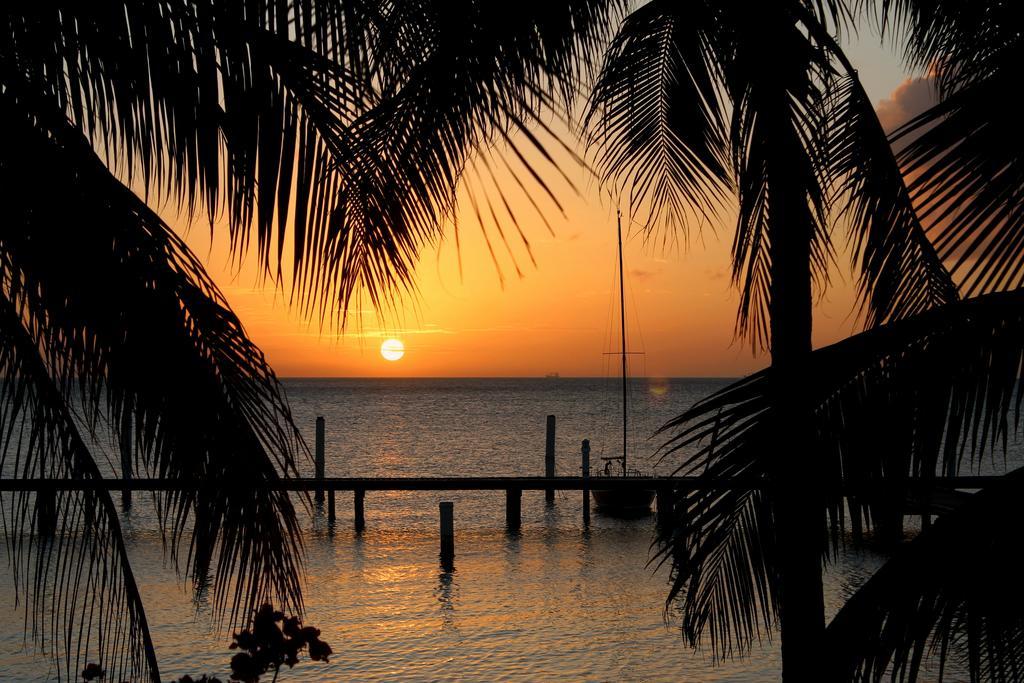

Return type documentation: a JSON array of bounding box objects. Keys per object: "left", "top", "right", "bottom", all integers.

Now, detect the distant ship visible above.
[
  {"left": 544, "top": 372, "right": 560, "bottom": 379},
  {"left": 591, "top": 211, "right": 655, "bottom": 515}
]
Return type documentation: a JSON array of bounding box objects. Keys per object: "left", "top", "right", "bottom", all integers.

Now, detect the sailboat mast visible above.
[{"left": 617, "top": 210, "right": 628, "bottom": 476}]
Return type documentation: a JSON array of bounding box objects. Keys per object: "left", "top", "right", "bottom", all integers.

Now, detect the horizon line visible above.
[{"left": 277, "top": 375, "right": 744, "bottom": 380}]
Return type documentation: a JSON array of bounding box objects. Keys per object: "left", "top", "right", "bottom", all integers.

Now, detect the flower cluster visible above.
[
  {"left": 81, "top": 605, "right": 331, "bottom": 683},
  {"left": 81, "top": 664, "right": 105, "bottom": 681},
  {"left": 228, "top": 604, "right": 333, "bottom": 682}
]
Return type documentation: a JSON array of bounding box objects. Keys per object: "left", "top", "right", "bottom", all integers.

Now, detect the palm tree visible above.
[
  {"left": 9, "top": 2, "right": 1014, "bottom": 680},
  {"left": 820, "top": 1, "right": 1024, "bottom": 678},
  {"left": 0, "top": 2, "right": 620, "bottom": 680},
  {"left": 586, "top": 0, "right": 959, "bottom": 679},
  {"left": 589, "top": 0, "right": 1024, "bottom": 679}
]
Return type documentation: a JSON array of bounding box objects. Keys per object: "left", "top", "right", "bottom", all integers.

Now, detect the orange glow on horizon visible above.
[
  {"left": 176, "top": 184, "right": 861, "bottom": 379},
  {"left": 172, "top": 39, "right": 912, "bottom": 379}
]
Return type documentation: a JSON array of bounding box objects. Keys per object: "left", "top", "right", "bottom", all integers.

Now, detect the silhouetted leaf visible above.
[
  {"left": 826, "top": 470, "right": 1024, "bottom": 682},
  {"left": 658, "top": 288, "right": 1024, "bottom": 661},
  {"left": 1, "top": 87, "right": 305, "bottom": 678}
]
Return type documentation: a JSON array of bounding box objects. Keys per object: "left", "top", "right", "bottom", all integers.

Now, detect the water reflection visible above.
[
  {"left": 350, "top": 528, "right": 366, "bottom": 575},
  {"left": 435, "top": 570, "right": 458, "bottom": 633},
  {"left": 2, "top": 378, "right": 1006, "bottom": 680},
  {"left": 311, "top": 499, "right": 327, "bottom": 536},
  {"left": 503, "top": 531, "right": 522, "bottom": 575}
]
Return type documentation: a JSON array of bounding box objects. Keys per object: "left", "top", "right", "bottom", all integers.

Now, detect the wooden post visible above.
[
  {"left": 920, "top": 479, "right": 933, "bottom": 532},
  {"left": 849, "top": 497, "right": 864, "bottom": 543},
  {"left": 327, "top": 488, "right": 336, "bottom": 525},
  {"left": 35, "top": 487, "right": 57, "bottom": 538},
  {"left": 656, "top": 487, "right": 673, "bottom": 528},
  {"left": 35, "top": 451, "right": 56, "bottom": 537},
  {"left": 506, "top": 488, "right": 522, "bottom": 533},
  {"left": 439, "top": 501, "right": 455, "bottom": 571},
  {"left": 315, "top": 416, "right": 325, "bottom": 504},
  {"left": 545, "top": 415, "right": 556, "bottom": 504},
  {"left": 354, "top": 488, "right": 365, "bottom": 532},
  {"left": 581, "top": 439, "right": 590, "bottom": 527},
  {"left": 674, "top": 491, "right": 689, "bottom": 565},
  {"left": 874, "top": 481, "right": 905, "bottom": 546},
  {"left": 119, "top": 411, "right": 133, "bottom": 511}
]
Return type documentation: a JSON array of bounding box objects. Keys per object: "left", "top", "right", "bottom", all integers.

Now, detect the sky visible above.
[{"left": 176, "top": 24, "right": 933, "bottom": 379}]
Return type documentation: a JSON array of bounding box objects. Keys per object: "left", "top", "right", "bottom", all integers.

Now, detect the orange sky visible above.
[{"left": 176, "top": 34, "right": 926, "bottom": 378}]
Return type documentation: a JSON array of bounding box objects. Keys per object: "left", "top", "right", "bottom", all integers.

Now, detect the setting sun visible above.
[{"left": 380, "top": 338, "right": 405, "bottom": 362}]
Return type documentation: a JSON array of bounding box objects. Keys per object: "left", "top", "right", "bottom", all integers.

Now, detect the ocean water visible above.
[{"left": 0, "top": 378, "right": 1004, "bottom": 681}]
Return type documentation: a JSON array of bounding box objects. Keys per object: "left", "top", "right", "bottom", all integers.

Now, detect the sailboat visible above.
[{"left": 591, "top": 211, "right": 656, "bottom": 515}]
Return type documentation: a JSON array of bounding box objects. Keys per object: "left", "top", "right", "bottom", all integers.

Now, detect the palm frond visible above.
[
  {"left": 1, "top": 1, "right": 622, "bottom": 326},
  {"left": 869, "top": 0, "right": 1015, "bottom": 95},
  {"left": 726, "top": 6, "right": 835, "bottom": 351},
  {"left": 1, "top": 89, "right": 305, "bottom": 640},
  {"left": 895, "top": 70, "right": 1024, "bottom": 298},
  {"left": 864, "top": 1, "right": 1024, "bottom": 298},
  {"left": 825, "top": 470, "right": 1024, "bottom": 682},
  {"left": 306, "top": 0, "right": 624, "bottom": 322},
  {"left": 656, "top": 373, "right": 779, "bottom": 658},
  {"left": 814, "top": 40, "right": 958, "bottom": 324},
  {"left": 658, "top": 288, "right": 1024, "bottom": 658},
  {"left": 0, "top": 297, "right": 160, "bottom": 683},
  {"left": 586, "top": 0, "right": 732, "bottom": 233},
  {"left": 1, "top": 1, "right": 364, "bottom": 242}
]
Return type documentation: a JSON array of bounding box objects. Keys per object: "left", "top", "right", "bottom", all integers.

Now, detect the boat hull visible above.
[{"left": 592, "top": 487, "right": 655, "bottom": 516}]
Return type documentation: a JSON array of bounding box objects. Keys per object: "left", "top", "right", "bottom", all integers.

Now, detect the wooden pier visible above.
[
  {"left": 1, "top": 413, "right": 1005, "bottom": 568},
  {"left": 0, "top": 475, "right": 1002, "bottom": 493},
  {"left": 1, "top": 473, "right": 1001, "bottom": 569}
]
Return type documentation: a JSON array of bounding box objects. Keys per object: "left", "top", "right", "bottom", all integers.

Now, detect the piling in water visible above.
[
  {"left": 120, "top": 411, "right": 133, "bottom": 511},
  {"left": 849, "top": 498, "right": 863, "bottom": 543},
  {"left": 35, "top": 451, "right": 56, "bottom": 537},
  {"left": 315, "top": 416, "right": 325, "bottom": 504},
  {"left": 545, "top": 415, "right": 556, "bottom": 504},
  {"left": 920, "top": 481, "right": 932, "bottom": 531},
  {"left": 506, "top": 488, "right": 522, "bottom": 533},
  {"left": 328, "top": 488, "right": 336, "bottom": 526},
  {"left": 656, "top": 487, "right": 673, "bottom": 527},
  {"left": 439, "top": 501, "right": 455, "bottom": 571},
  {"left": 874, "top": 486, "right": 905, "bottom": 546},
  {"left": 35, "top": 492, "right": 57, "bottom": 537},
  {"left": 581, "top": 440, "right": 590, "bottom": 527},
  {"left": 354, "top": 488, "right": 365, "bottom": 532}
]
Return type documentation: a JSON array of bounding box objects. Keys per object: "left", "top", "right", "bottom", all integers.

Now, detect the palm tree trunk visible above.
[{"left": 767, "top": 113, "right": 827, "bottom": 681}]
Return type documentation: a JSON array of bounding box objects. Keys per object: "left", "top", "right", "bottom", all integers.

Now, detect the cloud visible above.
[
  {"left": 629, "top": 268, "right": 659, "bottom": 282},
  {"left": 875, "top": 75, "right": 938, "bottom": 133},
  {"left": 276, "top": 327, "right": 457, "bottom": 340}
]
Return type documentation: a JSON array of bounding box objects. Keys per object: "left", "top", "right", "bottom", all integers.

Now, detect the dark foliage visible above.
[
  {"left": 1, "top": 1, "right": 625, "bottom": 679},
  {"left": 826, "top": 469, "right": 1024, "bottom": 682},
  {"left": 589, "top": 1, "right": 1022, "bottom": 678},
  {"left": 588, "top": 1, "right": 954, "bottom": 352},
  {"left": 587, "top": 0, "right": 955, "bottom": 666},
  {"left": 81, "top": 663, "right": 105, "bottom": 681},
  {"left": 660, "top": 287, "right": 1024, "bottom": 675},
  {"left": 228, "top": 604, "right": 332, "bottom": 682}
]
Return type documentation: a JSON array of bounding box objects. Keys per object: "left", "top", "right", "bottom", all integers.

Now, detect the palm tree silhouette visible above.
[
  {"left": 588, "top": 1, "right": 960, "bottom": 678},
  {"left": 6, "top": 1, "right": 1019, "bottom": 681},
  {"left": 821, "top": 2, "right": 1024, "bottom": 678},
  {"left": 0, "top": 2, "right": 618, "bottom": 680},
  {"left": 592, "top": 1, "right": 1024, "bottom": 679}
]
